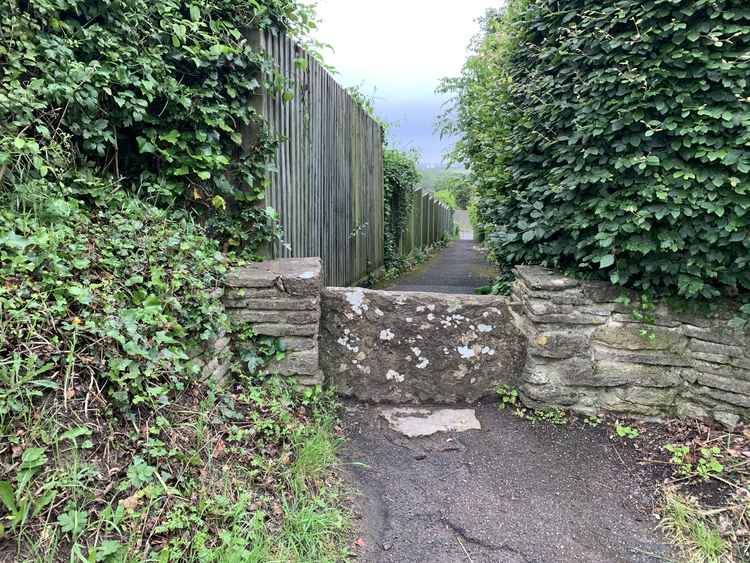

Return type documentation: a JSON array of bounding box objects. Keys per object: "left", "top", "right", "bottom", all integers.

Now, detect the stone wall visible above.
[
  {"left": 219, "top": 257, "right": 750, "bottom": 427},
  {"left": 190, "top": 288, "right": 232, "bottom": 384},
  {"left": 320, "top": 288, "right": 527, "bottom": 403},
  {"left": 224, "top": 258, "right": 323, "bottom": 385},
  {"left": 512, "top": 266, "right": 750, "bottom": 427}
]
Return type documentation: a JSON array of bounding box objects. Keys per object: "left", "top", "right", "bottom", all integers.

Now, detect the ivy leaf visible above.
[{"left": 68, "top": 286, "right": 93, "bottom": 305}]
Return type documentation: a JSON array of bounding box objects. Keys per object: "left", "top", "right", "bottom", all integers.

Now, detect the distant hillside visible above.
[{"left": 418, "top": 166, "right": 468, "bottom": 192}]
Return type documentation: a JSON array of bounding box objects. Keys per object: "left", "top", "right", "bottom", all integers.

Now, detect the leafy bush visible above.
[
  {"left": 0, "top": 1, "right": 352, "bottom": 559},
  {"left": 445, "top": 1, "right": 750, "bottom": 299},
  {"left": 383, "top": 148, "right": 420, "bottom": 266},
  {"left": 0, "top": 0, "right": 315, "bottom": 253},
  {"left": 1, "top": 189, "right": 228, "bottom": 411},
  {"left": 434, "top": 173, "right": 473, "bottom": 210}
]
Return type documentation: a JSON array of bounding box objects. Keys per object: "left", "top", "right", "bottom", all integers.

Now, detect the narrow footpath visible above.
[
  {"left": 386, "top": 239, "right": 496, "bottom": 294},
  {"left": 341, "top": 227, "right": 672, "bottom": 563}
]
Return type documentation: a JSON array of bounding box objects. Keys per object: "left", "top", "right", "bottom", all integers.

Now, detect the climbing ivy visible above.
[
  {"left": 383, "top": 148, "right": 420, "bottom": 267},
  {"left": 1, "top": 0, "right": 316, "bottom": 252},
  {"left": 444, "top": 0, "right": 750, "bottom": 299}
]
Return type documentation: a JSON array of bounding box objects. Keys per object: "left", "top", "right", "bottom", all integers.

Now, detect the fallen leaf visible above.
[
  {"left": 120, "top": 494, "right": 140, "bottom": 511},
  {"left": 354, "top": 537, "right": 366, "bottom": 548},
  {"left": 212, "top": 439, "right": 226, "bottom": 458}
]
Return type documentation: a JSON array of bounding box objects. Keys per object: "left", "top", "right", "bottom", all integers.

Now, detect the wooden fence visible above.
[
  {"left": 399, "top": 189, "right": 454, "bottom": 257},
  {"left": 253, "top": 31, "right": 453, "bottom": 286}
]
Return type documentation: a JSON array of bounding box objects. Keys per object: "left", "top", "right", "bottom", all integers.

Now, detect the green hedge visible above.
[
  {"left": 1, "top": 0, "right": 315, "bottom": 253},
  {"left": 0, "top": 0, "right": 313, "bottom": 407},
  {"left": 447, "top": 0, "right": 750, "bottom": 299}
]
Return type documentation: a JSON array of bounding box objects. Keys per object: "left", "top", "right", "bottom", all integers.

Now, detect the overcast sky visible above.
[{"left": 313, "top": 1, "right": 500, "bottom": 166}]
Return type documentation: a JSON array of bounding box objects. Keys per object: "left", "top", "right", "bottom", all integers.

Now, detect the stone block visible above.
[
  {"left": 226, "top": 258, "right": 321, "bottom": 296},
  {"left": 527, "top": 331, "right": 590, "bottom": 359},
  {"left": 591, "top": 360, "right": 683, "bottom": 388},
  {"left": 695, "top": 372, "right": 750, "bottom": 396},
  {"left": 279, "top": 336, "right": 318, "bottom": 352},
  {"left": 524, "top": 357, "right": 594, "bottom": 386},
  {"left": 695, "top": 386, "right": 750, "bottom": 409},
  {"left": 519, "top": 383, "right": 580, "bottom": 407},
  {"left": 591, "top": 343, "right": 691, "bottom": 368},
  {"left": 229, "top": 309, "right": 319, "bottom": 325},
  {"left": 252, "top": 323, "right": 318, "bottom": 337},
  {"left": 592, "top": 324, "right": 685, "bottom": 352},
  {"left": 320, "top": 288, "right": 527, "bottom": 403},
  {"left": 225, "top": 297, "right": 320, "bottom": 312},
  {"left": 684, "top": 325, "right": 746, "bottom": 347},
  {"left": 224, "top": 287, "right": 288, "bottom": 303},
  {"left": 691, "top": 359, "right": 750, "bottom": 381},
  {"left": 688, "top": 339, "right": 745, "bottom": 360},
  {"left": 525, "top": 311, "right": 609, "bottom": 326},
  {"left": 597, "top": 387, "right": 678, "bottom": 416},
  {"left": 294, "top": 370, "right": 325, "bottom": 386},
  {"left": 514, "top": 265, "right": 580, "bottom": 292},
  {"left": 266, "top": 349, "right": 320, "bottom": 377}
]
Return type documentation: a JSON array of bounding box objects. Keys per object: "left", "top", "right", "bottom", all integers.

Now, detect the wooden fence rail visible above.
[{"left": 253, "top": 31, "right": 453, "bottom": 286}]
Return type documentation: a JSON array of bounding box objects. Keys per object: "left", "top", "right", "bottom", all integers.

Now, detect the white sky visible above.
[{"left": 313, "top": 0, "right": 501, "bottom": 165}]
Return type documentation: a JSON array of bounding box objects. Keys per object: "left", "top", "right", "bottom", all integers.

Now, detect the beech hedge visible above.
[{"left": 446, "top": 0, "right": 750, "bottom": 299}]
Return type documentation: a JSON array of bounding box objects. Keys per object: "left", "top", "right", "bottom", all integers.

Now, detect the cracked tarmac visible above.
[{"left": 341, "top": 402, "right": 673, "bottom": 563}]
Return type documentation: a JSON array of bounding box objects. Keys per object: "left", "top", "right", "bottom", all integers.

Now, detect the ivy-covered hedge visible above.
[
  {"left": 446, "top": 0, "right": 750, "bottom": 299},
  {"left": 0, "top": 0, "right": 315, "bottom": 410},
  {"left": 383, "top": 148, "right": 420, "bottom": 266},
  {"left": 1, "top": 0, "right": 315, "bottom": 251}
]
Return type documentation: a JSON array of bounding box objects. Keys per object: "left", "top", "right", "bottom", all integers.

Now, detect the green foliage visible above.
[
  {"left": 475, "top": 269, "right": 516, "bottom": 296},
  {"left": 0, "top": 1, "right": 351, "bottom": 559},
  {"left": 445, "top": 0, "right": 750, "bottom": 299},
  {"left": 0, "top": 193, "right": 228, "bottom": 412},
  {"left": 584, "top": 415, "right": 603, "bottom": 428},
  {"left": 383, "top": 148, "right": 420, "bottom": 267},
  {"left": 433, "top": 189, "right": 458, "bottom": 209},
  {"left": 417, "top": 167, "right": 465, "bottom": 192},
  {"left": 497, "top": 386, "right": 568, "bottom": 424},
  {"left": 615, "top": 423, "right": 640, "bottom": 439},
  {"left": 497, "top": 385, "right": 520, "bottom": 409},
  {"left": 666, "top": 444, "right": 725, "bottom": 481},
  {"left": 0, "top": 0, "right": 311, "bottom": 254},
  {"left": 434, "top": 173, "right": 473, "bottom": 210}
]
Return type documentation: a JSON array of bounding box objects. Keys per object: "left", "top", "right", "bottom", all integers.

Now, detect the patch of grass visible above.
[
  {"left": 661, "top": 490, "right": 730, "bottom": 563},
  {"left": 1, "top": 375, "right": 351, "bottom": 562}
]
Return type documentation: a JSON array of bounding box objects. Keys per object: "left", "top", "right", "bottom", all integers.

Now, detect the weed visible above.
[
  {"left": 584, "top": 415, "right": 604, "bottom": 428},
  {"left": 614, "top": 423, "right": 640, "bottom": 439},
  {"left": 497, "top": 385, "right": 520, "bottom": 410},
  {"left": 665, "top": 445, "right": 725, "bottom": 482},
  {"left": 527, "top": 408, "right": 568, "bottom": 425},
  {"left": 661, "top": 490, "right": 729, "bottom": 563},
  {"left": 497, "top": 387, "right": 569, "bottom": 425}
]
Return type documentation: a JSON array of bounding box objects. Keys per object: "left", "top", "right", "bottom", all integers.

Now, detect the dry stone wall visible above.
[
  {"left": 219, "top": 258, "right": 750, "bottom": 427},
  {"left": 512, "top": 266, "right": 750, "bottom": 428},
  {"left": 224, "top": 258, "right": 323, "bottom": 385}
]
